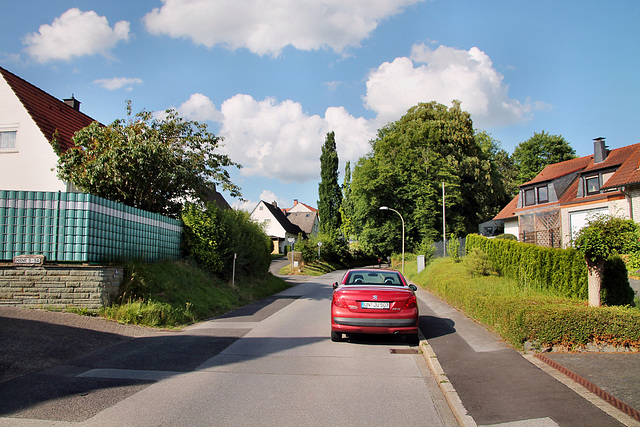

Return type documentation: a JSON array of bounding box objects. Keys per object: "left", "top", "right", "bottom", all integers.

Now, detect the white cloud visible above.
[
  {"left": 23, "top": 8, "right": 130, "bottom": 63},
  {"left": 143, "top": 0, "right": 422, "bottom": 56},
  {"left": 217, "top": 94, "right": 375, "bottom": 183},
  {"left": 176, "top": 93, "right": 224, "bottom": 122},
  {"left": 93, "top": 77, "right": 142, "bottom": 91},
  {"left": 232, "top": 190, "right": 289, "bottom": 212},
  {"left": 364, "top": 43, "right": 542, "bottom": 127}
]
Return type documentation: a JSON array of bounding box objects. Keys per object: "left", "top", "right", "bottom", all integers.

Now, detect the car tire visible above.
[
  {"left": 406, "top": 333, "right": 419, "bottom": 345},
  {"left": 331, "top": 331, "right": 342, "bottom": 342}
]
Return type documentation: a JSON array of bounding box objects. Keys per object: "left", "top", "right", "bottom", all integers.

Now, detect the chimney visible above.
[
  {"left": 272, "top": 201, "right": 277, "bottom": 207},
  {"left": 293, "top": 199, "right": 298, "bottom": 206},
  {"left": 593, "top": 137, "right": 608, "bottom": 163},
  {"left": 64, "top": 96, "right": 81, "bottom": 111}
]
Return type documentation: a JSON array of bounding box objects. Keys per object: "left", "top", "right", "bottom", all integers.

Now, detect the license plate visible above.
[{"left": 361, "top": 301, "right": 390, "bottom": 309}]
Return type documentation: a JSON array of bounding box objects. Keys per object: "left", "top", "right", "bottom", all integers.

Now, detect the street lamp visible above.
[{"left": 379, "top": 206, "right": 405, "bottom": 274}]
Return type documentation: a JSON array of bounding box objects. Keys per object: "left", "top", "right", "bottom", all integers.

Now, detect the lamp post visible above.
[{"left": 379, "top": 206, "right": 405, "bottom": 274}]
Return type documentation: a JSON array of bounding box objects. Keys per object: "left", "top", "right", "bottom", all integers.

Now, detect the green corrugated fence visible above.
[{"left": 0, "top": 191, "right": 181, "bottom": 262}]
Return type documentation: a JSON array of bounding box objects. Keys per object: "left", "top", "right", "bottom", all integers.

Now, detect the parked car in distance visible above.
[{"left": 331, "top": 268, "right": 419, "bottom": 344}]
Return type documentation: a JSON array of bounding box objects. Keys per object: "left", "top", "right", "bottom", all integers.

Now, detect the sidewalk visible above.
[{"left": 415, "top": 287, "right": 640, "bottom": 426}]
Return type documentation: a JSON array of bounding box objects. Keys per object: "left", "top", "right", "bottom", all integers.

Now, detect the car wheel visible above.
[
  {"left": 331, "top": 331, "right": 342, "bottom": 342},
  {"left": 406, "top": 333, "right": 419, "bottom": 345}
]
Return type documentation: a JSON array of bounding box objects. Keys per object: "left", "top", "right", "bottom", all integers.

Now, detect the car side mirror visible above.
[
  {"left": 332, "top": 282, "right": 339, "bottom": 290},
  {"left": 408, "top": 284, "right": 417, "bottom": 292}
]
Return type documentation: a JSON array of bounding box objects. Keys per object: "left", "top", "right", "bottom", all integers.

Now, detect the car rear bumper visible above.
[
  {"left": 332, "top": 316, "right": 418, "bottom": 335},
  {"left": 333, "top": 317, "right": 417, "bottom": 327}
]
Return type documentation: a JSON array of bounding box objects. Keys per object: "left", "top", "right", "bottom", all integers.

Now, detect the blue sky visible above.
[{"left": 1, "top": 1, "right": 639, "bottom": 211}]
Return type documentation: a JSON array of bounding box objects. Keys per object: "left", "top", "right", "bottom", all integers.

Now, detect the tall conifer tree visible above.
[{"left": 318, "top": 131, "right": 342, "bottom": 234}]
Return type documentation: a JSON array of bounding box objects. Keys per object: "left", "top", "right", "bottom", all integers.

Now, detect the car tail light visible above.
[
  {"left": 333, "top": 293, "right": 347, "bottom": 308},
  {"left": 403, "top": 294, "right": 417, "bottom": 309}
]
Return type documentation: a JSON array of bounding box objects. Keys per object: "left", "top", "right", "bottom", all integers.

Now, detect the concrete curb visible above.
[{"left": 420, "top": 339, "right": 477, "bottom": 427}]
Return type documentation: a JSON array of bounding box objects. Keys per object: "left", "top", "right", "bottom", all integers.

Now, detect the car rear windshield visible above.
[{"left": 346, "top": 272, "right": 403, "bottom": 286}]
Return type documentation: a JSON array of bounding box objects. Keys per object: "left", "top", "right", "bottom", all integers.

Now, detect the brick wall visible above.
[{"left": 0, "top": 265, "right": 123, "bottom": 310}]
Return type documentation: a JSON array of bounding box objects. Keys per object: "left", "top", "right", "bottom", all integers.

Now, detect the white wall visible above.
[
  {"left": 0, "top": 76, "right": 67, "bottom": 192},
  {"left": 560, "top": 196, "right": 628, "bottom": 247},
  {"left": 250, "top": 201, "right": 287, "bottom": 239},
  {"left": 503, "top": 218, "right": 519, "bottom": 237}
]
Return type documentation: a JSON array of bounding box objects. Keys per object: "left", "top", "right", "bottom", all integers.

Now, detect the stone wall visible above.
[{"left": 0, "top": 265, "right": 123, "bottom": 310}]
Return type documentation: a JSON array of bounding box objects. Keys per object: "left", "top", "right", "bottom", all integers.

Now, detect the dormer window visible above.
[
  {"left": 524, "top": 188, "right": 535, "bottom": 206},
  {"left": 586, "top": 176, "right": 600, "bottom": 195},
  {"left": 537, "top": 185, "right": 549, "bottom": 203},
  {"left": 523, "top": 184, "right": 549, "bottom": 206}
]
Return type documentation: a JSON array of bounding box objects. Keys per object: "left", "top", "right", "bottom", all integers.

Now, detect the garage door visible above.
[{"left": 569, "top": 207, "right": 609, "bottom": 241}]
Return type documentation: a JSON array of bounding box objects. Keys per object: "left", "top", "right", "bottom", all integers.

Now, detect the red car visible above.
[{"left": 331, "top": 268, "right": 419, "bottom": 344}]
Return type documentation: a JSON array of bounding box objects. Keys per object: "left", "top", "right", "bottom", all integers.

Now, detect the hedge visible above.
[{"left": 466, "top": 234, "right": 588, "bottom": 299}]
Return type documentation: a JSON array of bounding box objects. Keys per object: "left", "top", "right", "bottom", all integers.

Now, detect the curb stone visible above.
[{"left": 419, "top": 339, "right": 477, "bottom": 427}]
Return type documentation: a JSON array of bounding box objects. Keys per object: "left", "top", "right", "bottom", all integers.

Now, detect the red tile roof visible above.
[
  {"left": 601, "top": 143, "right": 640, "bottom": 189},
  {"left": 494, "top": 142, "right": 640, "bottom": 221},
  {"left": 493, "top": 195, "right": 519, "bottom": 220},
  {"left": 522, "top": 155, "right": 592, "bottom": 186},
  {"left": 0, "top": 67, "right": 97, "bottom": 152}
]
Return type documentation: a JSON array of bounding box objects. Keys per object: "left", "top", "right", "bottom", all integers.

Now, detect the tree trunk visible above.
[{"left": 587, "top": 259, "right": 605, "bottom": 307}]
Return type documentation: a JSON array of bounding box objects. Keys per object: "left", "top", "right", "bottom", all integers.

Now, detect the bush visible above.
[
  {"left": 181, "top": 203, "right": 272, "bottom": 279},
  {"left": 495, "top": 234, "right": 517, "bottom": 241},
  {"left": 417, "top": 237, "right": 436, "bottom": 264},
  {"left": 448, "top": 235, "right": 461, "bottom": 263},
  {"left": 464, "top": 248, "right": 493, "bottom": 276}
]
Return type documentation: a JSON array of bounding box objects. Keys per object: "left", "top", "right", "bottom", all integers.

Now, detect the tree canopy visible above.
[
  {"left": 318, "top": 131, "right": 342, "bottom": 235},
  {"left": 52, "top": 102, "right": 241, "bottom": 218},
  {"left": 350, "top": 101, "right": 495, "bottom": 255},
  {"left": 512, "top": 131, "right": 576, "bottom": 185}
]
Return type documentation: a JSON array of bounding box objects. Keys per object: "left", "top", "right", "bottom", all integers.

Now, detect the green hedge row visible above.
[
  {"left": 466, "top": 234, "right": 588, "bottom": 299},
  {"left": 408, "top": 258, "right": 640, "bottom": 350}
]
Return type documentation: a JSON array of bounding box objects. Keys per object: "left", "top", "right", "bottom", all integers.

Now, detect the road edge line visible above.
[{"left": 420, "top": 339, "right": 477, "bottom": 427}]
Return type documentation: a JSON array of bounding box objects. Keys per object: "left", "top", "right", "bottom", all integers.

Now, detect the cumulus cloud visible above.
[
  {"left": 176, "top": 93, "right": 224, "bottom": 122},
  {"left": 143, "top": 0, "right": 422, "bottom": 56},
  {"left": 215, "top": 94, "right": 374, "bottom": 183},
  {"left": 23, "top": 8, "right": 130, "bottom": 63},
  {"left": 93, "top": 77, "right": 142, "bottom": 91},
  {"left": 364, "top": 43, "right": 542, "bottom": 127},
  {"left": 232, "top": 190, "right": 289, "bottom": 212}
]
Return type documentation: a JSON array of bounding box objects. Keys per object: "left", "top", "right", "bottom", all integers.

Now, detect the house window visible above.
[
  {"left": 524, "top": 188, "right": 535, "bottom": 206},
  {"left": 0, "top": 130, "right": 17, "bottom": 150},
  {"left": 537, "top": 185, "right": 549, "bottom": 203},
  {"left": 586, "top": 176, "right": 600, "bottom": 195}
]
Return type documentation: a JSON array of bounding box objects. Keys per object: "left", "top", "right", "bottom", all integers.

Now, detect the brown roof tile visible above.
[
  {"left": 0, "top": 67, "right": 97, "bottom": 152},
  {"left": 522, "top": 155, "right": 591, "bottom": 186},
  {"left": 601, "top": 143, "right": 640, "bottom": 189}
]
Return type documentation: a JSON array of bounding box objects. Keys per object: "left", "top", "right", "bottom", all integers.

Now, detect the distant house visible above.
[
  {"left": 0, "top": 67, "right": 96, "bottom": 192},
  {"left": 284, "top": 199, "right": 318, "bottom": 214},
  {"left": 283, "top": 200, "right": 319, "bottom": 237},
  {"left": 250, "top": 200, "right": 306, "bottom": 254},
  {"left": 494, "top": 138, "right": 640, "bottom": 248}
]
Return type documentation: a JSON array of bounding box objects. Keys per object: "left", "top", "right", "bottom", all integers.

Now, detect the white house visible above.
[
  {"left": 250, "top": 200, "right": 306, "bottom": 254},
  {"left": 0, "top": 67, "right": 96, "bottom": 192}
]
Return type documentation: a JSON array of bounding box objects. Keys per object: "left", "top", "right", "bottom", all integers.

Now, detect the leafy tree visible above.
[
  {"left": 476, "top": 130, "right": 518, "bottom": 205},
  {"left": 351, "top": 101, "right": 493, "bottom": 255},
  {"left": 52, "top": 102, "right": 241, "bottom": 218},
  {"left": 318, "top": 131, "right": 342, "bottom": 235},
  {"left": 574, "top": 214, "right": 638, "bottom": 307},
  {"left": 512, "top": 131, "right": 576, "bottom": 185}
]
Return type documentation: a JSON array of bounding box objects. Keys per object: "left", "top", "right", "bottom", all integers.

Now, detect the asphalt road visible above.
[{"left": 0, "top": 271, "right": 455, "bottom": 426}]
